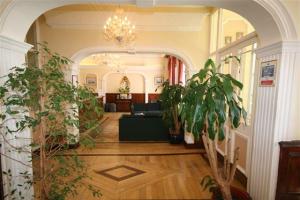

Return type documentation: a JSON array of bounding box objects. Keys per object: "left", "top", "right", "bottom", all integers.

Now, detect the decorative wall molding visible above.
[
  {"left": 0, "top": 35, "right": 32, "bottom": 53},
  {"left": 70, "top": 45, "right": 195, "bottom": 77},
  {"left": 136, "top": 0, "right": 156, "bottom": 8},
  {"left": 256, "top": 41, "right": 300, "bottom": 58},
  {"left": 0, "top": 0, "right": 297, "bottom": 45},
  {"left": 0, "top": 35, "right": 33, "bottom": 199},
  {"left": 254, "top": 0, "right": 298, "bottom": 41},
  {"left": 79, "top": 65, "right": 164, "bottom": 72},
  {"left": 249, "top": 40, "right": 300, "bottom": 200}
]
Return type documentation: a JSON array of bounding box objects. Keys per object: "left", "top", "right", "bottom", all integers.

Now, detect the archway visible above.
[
  {"left": 0, "top": 0, "right": 297, "bottom": 46},
  {"left": 70, "top": 46, "right": 195, "bottom": 79},
  {"left": 0, "top": 1, "right": 299, "bottom": 200},
  {"left": 70, "top": 46, "right": 195, "bottom": 103}
]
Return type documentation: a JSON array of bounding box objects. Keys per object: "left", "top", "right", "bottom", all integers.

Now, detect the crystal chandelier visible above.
[
  {"left": 103, "top": 9, "right": 136, "bottom": 46},
  {"left": 90, "top": 53, "right": 120, "bottom": 67}
]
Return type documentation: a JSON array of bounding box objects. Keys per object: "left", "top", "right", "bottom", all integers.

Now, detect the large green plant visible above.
[
  {"left": 180, "top": 58, "right": 247, "bottom": 200},
  {"left": 0, "top": 43, "right": 103, "bottom": 200},
  {"left": 159, "top": 81, "right": 185, "bottom": 135}
]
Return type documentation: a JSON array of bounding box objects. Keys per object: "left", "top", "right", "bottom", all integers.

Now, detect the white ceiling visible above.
[{"left": 44, "top": 5, "right": 211, "bottom": 32}]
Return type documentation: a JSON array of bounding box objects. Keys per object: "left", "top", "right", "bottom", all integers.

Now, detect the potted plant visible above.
[
  {"left": 159, "top": 81, "right": 185, "bottom": 143},
  {"left": 0, "top": 43, "right": 103, "bottom": 200},
  {"left": 180, "top": 58, "right": 250, "bottom": 200},
  {"left": 119, "top": 76, "right": 130, "bottom": 99}
]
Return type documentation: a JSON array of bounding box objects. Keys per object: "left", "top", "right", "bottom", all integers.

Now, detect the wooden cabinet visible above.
[
  {"left": 116, "top": 100, "right": 131, "bottom": 112},
  {"left": 105, "top": 93, "right": 145, "bottom": 112},
  {"left": 276, "top": 141, "right": 300, "bottom": 200}
]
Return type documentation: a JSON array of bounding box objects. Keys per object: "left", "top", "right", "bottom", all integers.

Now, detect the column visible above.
[
  {"left": 249, "top": 41, "right": 300, "bottom": 200},
  {"left": 0, "top": 35, "right": 33, "bottom": 199}
]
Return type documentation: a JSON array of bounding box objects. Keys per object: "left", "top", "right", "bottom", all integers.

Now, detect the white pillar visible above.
[
  {"left": 249, "top": 41, "right": 300, "bottom": 200},
  {"left": 0, "top": 35, "right": 33, "bottom": 199}
]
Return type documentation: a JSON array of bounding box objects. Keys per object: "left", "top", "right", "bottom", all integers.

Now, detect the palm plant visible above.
[
  {"left": 159, "top": 81, "right": 185, "bottom": 136},
  {"left": 180, "top": 58, "right": 247, "bottom": 200}
]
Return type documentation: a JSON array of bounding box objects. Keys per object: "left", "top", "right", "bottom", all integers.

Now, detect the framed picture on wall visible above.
[
  {"left": 86, "top": 76, "right": 97, "bottom": 86},
  {"left": 72, "top": 75, "right": 78, "bottom": 86},
  {"left": 154, "top": 77, "right": 163, "bottom": 85},
  {"left": 260, "top": 60, "right": 277, "bottom": 87}
]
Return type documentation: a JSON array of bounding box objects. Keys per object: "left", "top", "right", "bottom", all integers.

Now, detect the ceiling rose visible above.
[{"left": 103, "top": 8, "right": 136, "bottom": 46}]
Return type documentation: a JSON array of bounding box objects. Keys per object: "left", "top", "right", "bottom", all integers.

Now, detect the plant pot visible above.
[
  {"left": 169, "top": 133, "right": 184, "bottom": 144},
  {"left": 168, "top": 127, "right": 184, "bottom": 144},
  {"left": 212, "top": 186, "right": 252, "bottom": 200}
]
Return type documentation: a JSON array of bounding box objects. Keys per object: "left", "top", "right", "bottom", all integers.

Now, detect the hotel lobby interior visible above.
[{"left": 0, "top": 1, "right": 300, "bottom": 200}]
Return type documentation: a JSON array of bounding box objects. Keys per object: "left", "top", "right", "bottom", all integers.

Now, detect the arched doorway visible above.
[
  {"left": 0, "top": 1, "right": 299, "bottom": 200},
  {"left": 70, "top": 46, "right": 195, "bottom": 103}
]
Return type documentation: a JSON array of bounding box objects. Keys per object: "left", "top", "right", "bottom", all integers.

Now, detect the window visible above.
[
  {"left": 220, "top": 43, "right": 257, "bottom": 124},
  {"left": 209, "top": 8, "right": 257, "bottom": 125}
]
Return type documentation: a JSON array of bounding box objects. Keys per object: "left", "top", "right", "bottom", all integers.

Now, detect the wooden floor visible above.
[{"left": 66, "top": 113, "right": 244, "bottom": 200}]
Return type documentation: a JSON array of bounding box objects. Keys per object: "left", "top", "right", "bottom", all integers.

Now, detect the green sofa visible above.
[{"left": 119, "top": 114, "right": 169, "bottom": 141}]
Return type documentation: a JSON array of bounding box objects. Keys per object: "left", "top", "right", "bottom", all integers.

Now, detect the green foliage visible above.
[
  {"left": 0, "top": 42, "right": 103, "bottom": 199},
  {"left": 159, "top": 81, "right": 185, "bottom": 134},
  {"left": 180, "top": 58, "right": 247, "bottom": 141},
  {"left": 200, "top": 175, "right": 218, "bottom": 193},
  {"left": 118, "top": 85, "right": 130, "bottom": 94}
]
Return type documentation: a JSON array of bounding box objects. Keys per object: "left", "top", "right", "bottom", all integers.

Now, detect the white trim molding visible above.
[
  {"left": 70, "top": 45, "right": 195, "bottom": 73},
  {"left": 0, "top": 34, "right": 32, "bottom": 53},
  {"left": 0, "top": 0, "right": 297, "bottom": 46},
  {"left": 249, "top": 40, "right": 300, "bottom": 200},
  {"left": 0, "top": 35, "right": 33, "bottom": 199}
]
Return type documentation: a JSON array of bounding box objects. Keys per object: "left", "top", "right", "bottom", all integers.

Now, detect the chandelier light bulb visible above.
[{"left": 103, "top": 8, "right": 136, "bottom": 46}]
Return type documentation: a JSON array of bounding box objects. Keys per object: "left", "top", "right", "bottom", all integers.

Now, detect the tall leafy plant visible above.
[
  {"left": 0, "top": 43, "right": 103, "bottom": 200},
  {"left": 159, "top": 81, "right": 185, "bottom": 135},
  {"left": 180, "top": 58, "right": 247, "bottom": 200}
]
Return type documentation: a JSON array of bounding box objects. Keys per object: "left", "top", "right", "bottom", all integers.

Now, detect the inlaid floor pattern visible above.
[{"left": 67, "top": 113, "right": 244, "bottom": 200}]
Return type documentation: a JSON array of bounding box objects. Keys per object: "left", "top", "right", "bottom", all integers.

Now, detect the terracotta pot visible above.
[{"left": 212, "top": 186, "right": 252, "bottom": 200}]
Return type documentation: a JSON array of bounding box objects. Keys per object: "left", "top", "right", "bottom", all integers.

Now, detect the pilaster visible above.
[
  {"left": 249, "top": 41, "right": 300, "bottom": 200},
  {"left": 0, "top": 35, "right": 33, "bottom": 199}
]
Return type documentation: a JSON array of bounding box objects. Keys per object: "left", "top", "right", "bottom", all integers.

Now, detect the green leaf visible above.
[
  {"left": 223, "top": 78, "right": 233, "bottom": 101},
  {"left": 225, "top": 74, "right": 243, "bottom": 89},
  {"left": 204, "top": 59, "right": 216, "bottom": 72}
]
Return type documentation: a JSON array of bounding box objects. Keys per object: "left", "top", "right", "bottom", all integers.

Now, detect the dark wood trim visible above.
[
  {"left": 58, "top": 152, "right": 205, "bottom": 157},
  {"left": 95, "top": 165, "right": 145, "bottom": 181},
  {"left": 106, "top": 93, "right": 145, "bottom": 112},
  {"left": 201, "top": 151, "right": 247, "bottom": 188},
  {"left": 148, "top": 93, "right": 160, "bottom": 102}
]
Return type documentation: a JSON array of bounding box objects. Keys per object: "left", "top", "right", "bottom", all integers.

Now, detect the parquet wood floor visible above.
[{"left": 65, "top": 113, "right": 245, "bottom": 200}]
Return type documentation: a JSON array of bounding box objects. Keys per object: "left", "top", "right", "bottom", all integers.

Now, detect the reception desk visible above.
[
  {"left": 105, "top": 93, "right": 146, "bottom": 112},
  {"left": 116, "top": 99, "right": 131, "bottom": 112}
]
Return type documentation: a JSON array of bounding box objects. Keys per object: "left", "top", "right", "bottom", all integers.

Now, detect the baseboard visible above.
[{"left": 201, "top": 152, "right": 247, "bottom": 188}]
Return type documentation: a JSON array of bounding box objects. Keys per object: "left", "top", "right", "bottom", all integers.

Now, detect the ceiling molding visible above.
[
  {"left": 136, "top": 0, "right": 156, "bottom": 8},
  {"left": 44, "top": 11, "right": 209, "bottom": 32}
]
